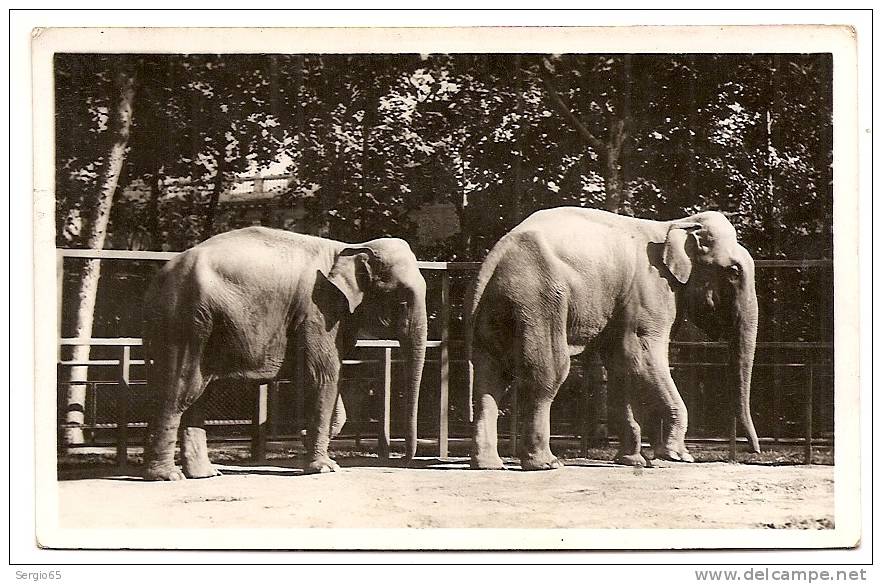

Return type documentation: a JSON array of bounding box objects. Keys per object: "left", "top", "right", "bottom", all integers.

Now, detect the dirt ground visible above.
[{"left": 57, "top": 445, "right": 834, "bottom": 531}]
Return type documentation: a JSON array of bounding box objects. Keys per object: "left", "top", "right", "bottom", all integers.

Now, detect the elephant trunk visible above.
[
  {"left": 731, "top": 283, "right": 761, "bottom": 453},
  {"left": 399, "top": 284, "right": 428, "bottom": 461}
]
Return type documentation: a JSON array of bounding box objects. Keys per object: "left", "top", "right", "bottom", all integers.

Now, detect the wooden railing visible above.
[
  {"left": 58, "top": 249, "right": 481, "bottom": 464},
  {"left": 58, "top": 249, "right": 833, "bottom": 466},
  {"left": 58, "top": 336, "right": 450, "bottom": 465}
]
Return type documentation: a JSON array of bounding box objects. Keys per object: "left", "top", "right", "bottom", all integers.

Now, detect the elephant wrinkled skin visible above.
[
  {"left": 466, "top": 208, "right": 761, "bottom": 470},
  {"left": 141, "top": 227, "right": 428, "bottom": 481}
]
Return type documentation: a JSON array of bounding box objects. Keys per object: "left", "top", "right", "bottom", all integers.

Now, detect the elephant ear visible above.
[
  {"left": 327, "top": 248, "right": 374, "bottom": 313},
  {"left": 663, "top": 222, "right": 702, "bottom": 284}
]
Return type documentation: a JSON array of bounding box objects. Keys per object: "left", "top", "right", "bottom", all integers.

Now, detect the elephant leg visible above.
[
  {"left": 652, "top": 376, "right": 693, "bottom": 462},
  {"left": 329, "top": 393, "right": 346, "bottom": 439},
  {"left": 179, "top": 388, "right": 221, "bottom": 479},
  {"left": 613, "top": 400, "right": 648, "bottom": 467},
  {"left": 606, "top": 364, "right": 648, "bottom": 467},
  {"left": 302, "top": 344, "right": 342, "bottom": 474},
  {"left": 300, "top": 384, "right": 345, "bottom": 448},
  {"left": 519, "top": 395, "right": 566, "bottom": 471},
  {"left": 143, "top": 406, "right": 186, "bottom": 481},
  {"left": 470, "top": 348, "right": 507, "bottom": 470},
  {"left": 646, "top": 412, "right": 665, "bottom": 461},
  {"left": 636, "top": 338, "right": 693, "bottom": 463},
  {"left": 143, "top": 340, "right": 207, "bottom": 481},
  {"left": 517, "top": 335, "right": 569, "bottom": 471}
]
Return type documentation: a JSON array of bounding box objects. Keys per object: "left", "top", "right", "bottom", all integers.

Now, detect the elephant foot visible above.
[
  {"left": 613, "top": 452, "right": 649, "bottom": 467},
  {"left": 182, "top": 462, "right": 222, "bottom": 479},
  {"left": 520, "top": 451, "right": 565, "bottom": 471},
  {"left": 143, "top": 463, "right": 187, "bottom": 481},
  {"left": 303, "top": 456, "right": 340, "bottom": 475},
  {"left": 469, "top": 453, "right": 506, "bottom": 470},
  {"left": 654, "top": 447, "right": 695, "bottom": 463},
  {"left": 181, "top": 427, "right": 221, "bottom": 479}
]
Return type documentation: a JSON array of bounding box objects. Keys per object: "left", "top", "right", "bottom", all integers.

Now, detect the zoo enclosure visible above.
[{"left": 57, "top": 249, "right": 833, "bottom": 464}]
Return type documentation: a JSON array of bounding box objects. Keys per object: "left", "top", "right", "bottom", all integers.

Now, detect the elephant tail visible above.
[
  {"left": 463, "top": 240, "right": 511, "bottom": 424},
  {"left": 140, "top": 280, "right": 162, "bottom": 433},
  {"left": 463, "top": 277, "right": 478, "bottom": 424}
]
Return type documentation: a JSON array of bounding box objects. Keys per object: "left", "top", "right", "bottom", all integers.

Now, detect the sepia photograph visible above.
[{"left": 26, "top": 22, "right": 863, "bottom": 554}]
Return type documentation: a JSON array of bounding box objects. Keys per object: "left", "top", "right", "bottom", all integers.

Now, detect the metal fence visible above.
[{"left": 57, "top": 249, "right": 833, "bottom": 465}]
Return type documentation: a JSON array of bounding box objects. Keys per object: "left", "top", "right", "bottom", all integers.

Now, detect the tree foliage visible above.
[
  {"left": 56, "top": 52, "right": 833, "bottom": 343},
  {"left": 57, "top": 53, "right": 832, "bottom": 256}
]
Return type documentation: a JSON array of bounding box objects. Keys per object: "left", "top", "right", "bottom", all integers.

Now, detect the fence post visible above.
[
  {"left": 56, "top": 251, "right": 64, "bottom": 360},
  {"left": 509, "top": 385, "right": 519, "bottom": 457},
  {"left": 581, "top": 384, "right": 590, "bottom": 458},
  {"left": 590, "top": 354, "right": 608, "bottom": 446},
  {"left": 659, "top": 418, "right": 665, "bottom": 456},
  {"left": 804, "top": 365, "right": 814, "bottom": 465},
  {"left": 438, "top": 271, "right": 450, "bottom": 458},
  {"left": 378, "top": 347, "right": 392, "bottom": 459},
  {"left": 267, "top": 380, "right": 281, "bottom": 437},
  {"left": 116, "top": 345, "right": 130, "bottom": 466},
  {"left": 295, "top": 347, "right": 306, "bottom": 436},
  {"left": 251, "top": 383, "right": 268, "bottom": 462},
  {"left": 467, "top": 359, "right": 474, "bottom": 424},
  {"left": 773, "top": 367, "right": 782, "bottom": 444},
  {"left": 728, "top": 412, "right": 737, "bottom": 463}
]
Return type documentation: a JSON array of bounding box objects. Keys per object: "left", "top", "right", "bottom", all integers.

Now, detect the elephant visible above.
[
  {"left": 141, "top": 227, "right": 428, "bottom": 480},
  {"left": 466, "top": 207, "right": 760, "bottom": 470}
]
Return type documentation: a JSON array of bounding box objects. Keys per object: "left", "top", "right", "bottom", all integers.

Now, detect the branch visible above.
[{"left": 537, "top": 59, "right": 605, "bottom": 154}]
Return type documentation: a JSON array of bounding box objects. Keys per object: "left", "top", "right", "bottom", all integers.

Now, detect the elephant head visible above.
[
  {"left": 326, "top": 239, "right": 428, "bottom": 461},
  {"left": 663, "top": 211, "right": 761, "bottom": 453}
]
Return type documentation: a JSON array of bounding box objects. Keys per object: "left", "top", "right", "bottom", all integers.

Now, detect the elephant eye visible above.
[{"left": 726, "top": 263, "right": 742, "bottom": 280}]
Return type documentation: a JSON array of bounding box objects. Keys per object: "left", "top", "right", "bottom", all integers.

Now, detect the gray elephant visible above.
[
  {"left": 141, "top": 227, "right": 428, "bottom": 480},
  {"left": 467, "top": 207, "right": 760, "bottom": 470}
]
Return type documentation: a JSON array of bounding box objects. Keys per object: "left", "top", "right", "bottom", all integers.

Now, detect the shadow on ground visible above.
[
  {"left": 58, "top": 454, "right": 634, "bottom": 481},
  {"left": 56, "top": 439, "right": 832, "bottom": 482},
  {"left": 56, "top": 455, "right": 468, "bottom": 481}
]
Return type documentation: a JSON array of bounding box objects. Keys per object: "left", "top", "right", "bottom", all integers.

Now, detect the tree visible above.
[
  {"left": 60, "top": 61, "right": 137, "bottom": 445},
  {"left": 537, "top": 55, "right": 634, "bottom": 214},
  {"left": 52, "top": 52, "right": 834, "bottom": 449}
]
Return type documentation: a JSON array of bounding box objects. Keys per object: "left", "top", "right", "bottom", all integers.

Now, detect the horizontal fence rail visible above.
[
  {"left": 56, "top": 247, "right": 833, "bottom": 268},
  {"left": 57, "top": 248, "right": 833, "bottom": 466}
]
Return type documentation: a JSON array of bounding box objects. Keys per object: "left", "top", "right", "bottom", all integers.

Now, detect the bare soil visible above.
[{"left": 57, "top": 445, "right": 833, "bottom": 531}]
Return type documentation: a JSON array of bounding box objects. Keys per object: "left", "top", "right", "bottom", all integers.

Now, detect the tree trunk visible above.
[
  {"left": 360, "top": 74, "right": 377, "bottom": 239},
  {"left": 603, "top": 149, "right": 625, "bottom": 213},
  {"left": 268, "top": 55, "right": 284, "bottom": 147},
  {"left": 204, "top": 149, "right": 226, "bottom": 239},
  {"left": 63, "top": 68, "right": 136, "bottom": 446},
  {"left": 615, "top": 55, "right": 633, "bottom": 214},
  {"left": 291, "top": 56, "right": 306, "bottom": 196},
  {"left": 509, "top": 55, "right": 524, "bottom": 227},
  {"left": 146, "top": 169, "right": 161, "bottom": 249}
]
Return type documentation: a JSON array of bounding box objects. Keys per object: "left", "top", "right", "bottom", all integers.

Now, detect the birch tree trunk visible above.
[{"left": 62, "top": 68, "right": 136, "bottom": 446}]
